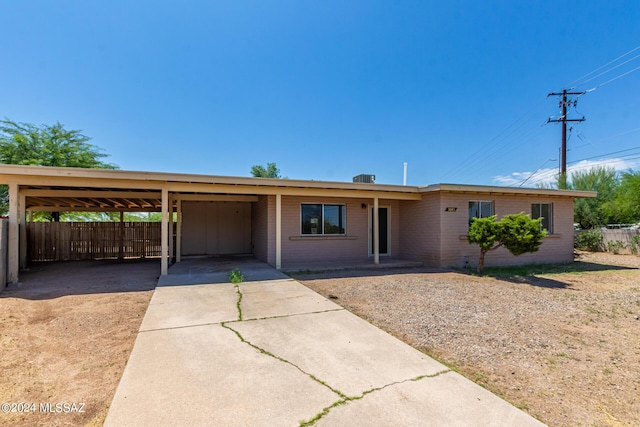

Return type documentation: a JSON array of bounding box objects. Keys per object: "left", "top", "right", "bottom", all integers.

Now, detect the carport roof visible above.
[{"left": 0, "top": 164, "right": 596, "bottom": 211}]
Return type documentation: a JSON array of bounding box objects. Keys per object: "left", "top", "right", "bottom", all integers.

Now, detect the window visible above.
[
  {"left": 301, "top": 204, "right": 346, "bottom": 235},
  {"left": 532, "top": 203, "right": 553, "bottom": 233},
  {"left": 468, "top": 201, "right": 494, "bottom": 225}
]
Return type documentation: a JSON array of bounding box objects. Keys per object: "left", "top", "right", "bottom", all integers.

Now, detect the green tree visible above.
[
  {"left": 569, "top": 166, "right": 618, "bottom": 228},
  {"left": 250, "top": 162, "right": 284, "bottom": 178},
  {"left": 0, "top": 119, "right": 118, "bottom": 216},
  {"left": 603, "top": 170, "right": 640, "bottom": 224},
  {"left": 468, "top": 213, "right": 546, "bottom": 274}
]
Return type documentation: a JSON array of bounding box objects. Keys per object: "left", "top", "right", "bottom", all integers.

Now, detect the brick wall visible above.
[
  {"left": 399, "top": 193, "right": 441, "bottom": 266},
  {"left": 439, "top": 194, "right": 575, "bottom": 268},
  {"left": 279, "top": 196, "right": 399, "bottom": 265}
]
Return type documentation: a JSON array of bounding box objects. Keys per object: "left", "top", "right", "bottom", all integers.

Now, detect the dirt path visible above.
[
  {"left": 296, "top": 252, "right": 640, "bottom": 427},
  {"left": 0, "top": 260, "right": 157, "bottom": 427}
]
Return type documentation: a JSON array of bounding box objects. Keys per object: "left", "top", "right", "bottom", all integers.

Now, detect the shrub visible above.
[
  {"left": 607, "top": 240, "right": 625, "bottom": 255},
  {"left": 630, "top": 235, "right": 640, "bottom": 255},
  {"left": 575, "top": 229, "right": 604, "bottom": 252},
  {"left": 468, "top": 213, "right": 546, "bottom": 274}
]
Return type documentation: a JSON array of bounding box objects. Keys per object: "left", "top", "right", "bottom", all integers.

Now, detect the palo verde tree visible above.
[
  {"left": 0, "top": 119, "right": 117, "bottom": 217},
  {"left": 468, "top": 213, "right": 546, "bottom": 274},
  {"left": 250, "top": 162, "right": 285, "bottom": 179}
]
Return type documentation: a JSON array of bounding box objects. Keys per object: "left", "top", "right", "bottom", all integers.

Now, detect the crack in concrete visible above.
[
  {"left": 234, "top": 283, "right": 243, "bottom": 321},
  {"left": 298, "top": 369, "right": 452, "bottom": 427},
  {"left": 221, "top": 322, "right": 347, "bottom": 399},
  {"left": 225, "top": 307, "right": 345, "bottom": 324},
  {"left": 159, "top": 275, "right": 451, "bottom": 426},
  {"left": 220, "top": 282, "right": 348, "bottom": 402},
  {"left": 137, "top": 303, "right": 343, "bottom": 333}
]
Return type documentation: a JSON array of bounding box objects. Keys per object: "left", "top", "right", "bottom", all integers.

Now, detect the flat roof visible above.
[
  {"left": 420, "top": 183, "right": 597, "bottom": 198},
  {"left": 0, "top": 164, "right": 596, "bottom": 211}
]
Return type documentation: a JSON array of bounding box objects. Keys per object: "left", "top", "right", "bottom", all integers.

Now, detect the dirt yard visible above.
[
  {"left": 295, "top": 252, "right": 640, "bottom": 427},
  {"left": 1, "top": 254, "right": 639, "bottom": 427},
  {"left": 0, "top": 260, "right": 157, "bottom": 427}
]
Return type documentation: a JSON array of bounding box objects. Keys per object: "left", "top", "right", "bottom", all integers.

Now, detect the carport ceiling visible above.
[
  {"left": 21, "top": 186, "right": 257, "bottom": 212},
  {"left": 21, "top": 186, "right": 251, "bottom": 212},
  {"left": 22, "top": 186, "right": 163, "bottom": 211}
]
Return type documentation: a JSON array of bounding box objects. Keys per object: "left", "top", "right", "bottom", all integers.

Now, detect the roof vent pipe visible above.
[{"left": 403, "top": 162, "right": 408, "bottom": 186}]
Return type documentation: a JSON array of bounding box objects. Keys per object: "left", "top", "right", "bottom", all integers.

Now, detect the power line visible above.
[
  {"left": 447, "top": 45, "right": 640, "bottom": 186},
  {"left": 568, "top": 145, "right": 640, "bottom": 163},
  {"left": 439, "top": 98, "right": 548, "bottom": 182},
  {"left": 524, "top": 152, "right": 640, "bottom": 187},
  {"left": 520, "top": 145, "right": 640, "bottom": 187},
  {"left": 588, "top": 64, "right": 640, "bottom": 91},
  {"left": 577, "top": 53, "right": 640, "bottom": 87},
  {"left": 563, "top": 43, "right": 640, "bottom": 89},
  {"left": 517, "top": 157, "right": 557, "bottom": 187}
]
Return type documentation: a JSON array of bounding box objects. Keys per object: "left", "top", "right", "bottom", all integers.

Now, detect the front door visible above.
[{"left": 370, "top": 207, "right": 389, "bottom": 256}]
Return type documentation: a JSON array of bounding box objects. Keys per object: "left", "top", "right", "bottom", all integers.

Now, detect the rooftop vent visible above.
[{"left": 353, "top": 174, "right": 375, "bottom": 184}]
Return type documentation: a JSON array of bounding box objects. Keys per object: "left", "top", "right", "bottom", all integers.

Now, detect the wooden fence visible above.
[{"left": 27, "top": 222, "right": 162, "bottom": 262}]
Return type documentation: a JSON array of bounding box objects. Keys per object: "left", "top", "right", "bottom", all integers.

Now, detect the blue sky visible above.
[{"left": 2, "top": 1, "right": 640, "bottom": 187}]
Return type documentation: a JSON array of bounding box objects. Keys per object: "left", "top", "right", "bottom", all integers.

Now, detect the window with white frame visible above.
[
  {"left": 468, "top": 201, "right": 494, "bottom": 226},
  {"left": 532, "top": 203, "right": 553, "bottom": 233},
  {"left": 301, "top": 204, "right": 346, "bottom": 235}
]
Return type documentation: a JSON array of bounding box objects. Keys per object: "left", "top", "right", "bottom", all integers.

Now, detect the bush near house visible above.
[
  {"left": 574, "top": 229, "right": 604, "bottom": 252},
  {"left": 607, "top": 240, "right": 626, "bottom": 254},
  {"left": 468, "top": 213, "right": 546, "bottom": 274}
]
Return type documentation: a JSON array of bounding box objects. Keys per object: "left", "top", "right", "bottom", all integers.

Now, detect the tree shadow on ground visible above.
[
  {"left": 478, "top": 260, "right": 638, "bottom": 289},
  {"left": 287, "top": 266, "right": 449, "bottom": 281},
  {"left": 291, "top": 259, "right": 639, "bottom": 290}
]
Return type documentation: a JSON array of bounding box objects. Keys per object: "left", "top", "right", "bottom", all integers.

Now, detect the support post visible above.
[
  {"left": 118, "top": 211, "right": 124, "bottom": 259},
  {"left": 176, "top": 198, "right": 182, "bottom": 263},
  {"left": 19, "top": 192, "right": 27, "bottom": 269},
  {"left": 8, "top": 183, "right": 19, "bottom": 284},
  {"left": 275, "top": 193, "right": 282, "bottom": 270},
  {"left": 373, "top": 197, "right": 379, "bottom": 265},
  {"left": 161, "top": 187, "right": 169, "bottom": 276},
  {"left": 168, "top": 194, "right": 174, "bottom": 261}
]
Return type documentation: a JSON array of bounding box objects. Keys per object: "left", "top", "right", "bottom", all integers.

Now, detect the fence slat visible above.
[{"left": 27, "top": 222, "right": 162, "bottom": 262}]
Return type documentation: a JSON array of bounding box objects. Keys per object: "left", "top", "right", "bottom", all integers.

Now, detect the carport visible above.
[{"left": 0, "top": 164, "right": 416, "bottom": 284}]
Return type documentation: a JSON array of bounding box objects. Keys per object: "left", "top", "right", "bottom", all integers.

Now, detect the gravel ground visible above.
[{"left": 295, "top": 252, "right": 640, "bottom": 427}]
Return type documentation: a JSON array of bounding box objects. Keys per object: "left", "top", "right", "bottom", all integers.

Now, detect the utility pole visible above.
[{"left": 547, "top": 89, "right": 586, "bottom": 176}]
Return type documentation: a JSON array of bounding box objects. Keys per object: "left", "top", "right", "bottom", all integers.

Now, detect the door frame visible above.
[{"left": 368, "top": 205, "right": 391, "bottom": 257}]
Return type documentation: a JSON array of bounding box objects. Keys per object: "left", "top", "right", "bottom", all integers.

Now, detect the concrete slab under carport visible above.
[{"left": 106, "top": 260, "right": 546, "bottom": 427}]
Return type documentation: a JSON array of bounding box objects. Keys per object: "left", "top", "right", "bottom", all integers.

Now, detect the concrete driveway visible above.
[{"left": 105, "top": 259, "right": 545, "bottom": 426}]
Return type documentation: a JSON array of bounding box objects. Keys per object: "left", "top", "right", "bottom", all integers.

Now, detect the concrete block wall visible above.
[
  {"left": 438, "top": 194, "right": 575, "bottom": 268},
  {"left": 278, "top": 196, "right": 400, "bottom": 265},
  {"left": 399, "top": 193, "right": 441, "bottom": 266}
]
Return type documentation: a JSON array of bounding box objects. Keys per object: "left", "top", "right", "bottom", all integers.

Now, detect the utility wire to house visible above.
[
  {"left": 443, "top": 44, "right": 640, "bottom": 186},
  {"left": 438, "top": 98, "right": 548, "bottom": 182}
]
